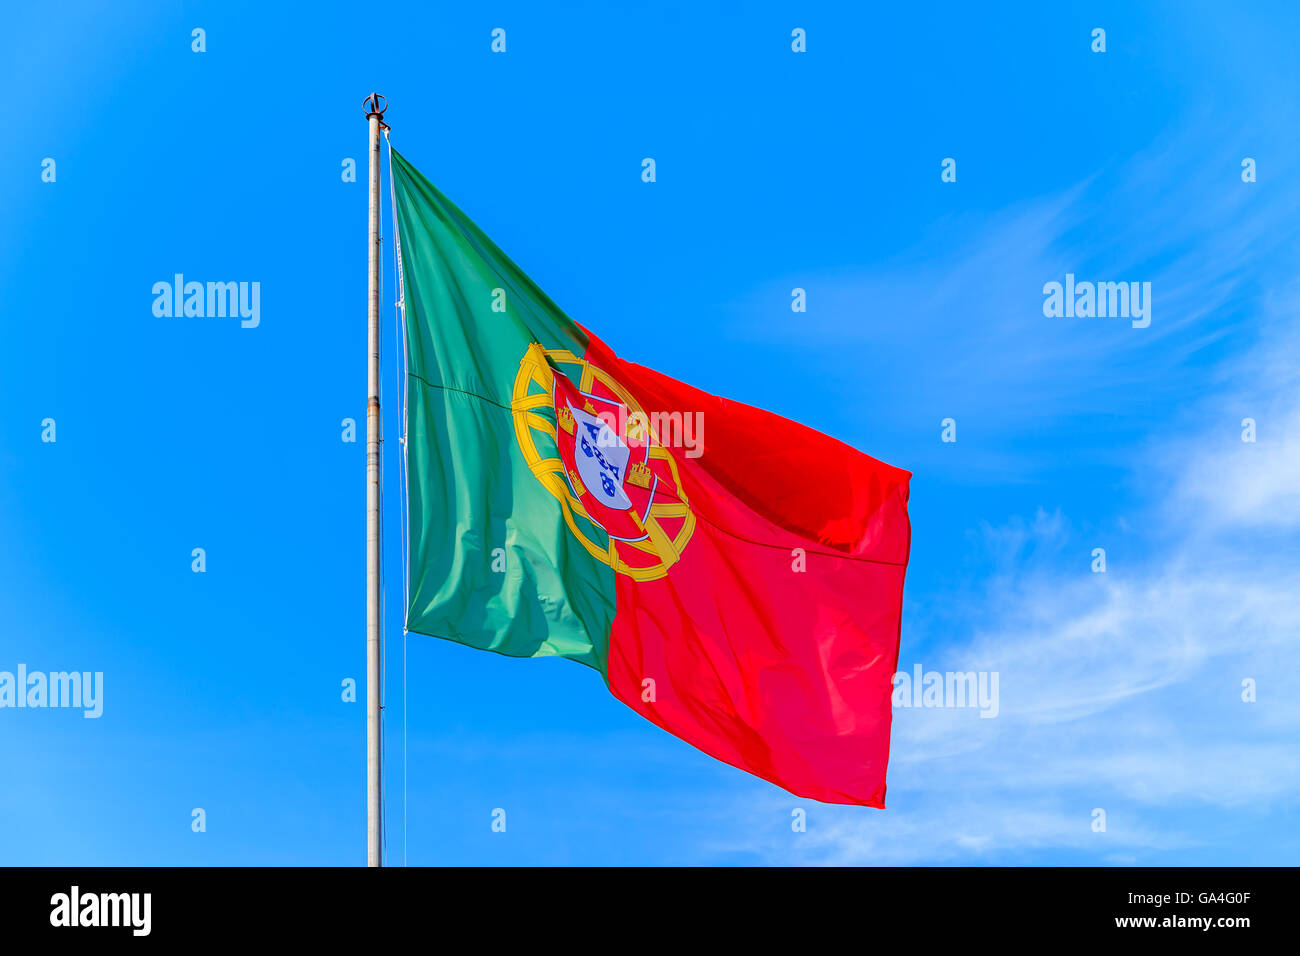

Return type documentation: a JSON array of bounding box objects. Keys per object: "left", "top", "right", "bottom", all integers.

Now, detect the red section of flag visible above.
[{"left": 582, "top": 332, "right": 912, "bottom": 807}]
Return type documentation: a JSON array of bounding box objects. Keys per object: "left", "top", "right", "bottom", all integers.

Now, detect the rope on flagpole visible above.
[{"left": 385, "top": 126, "right": 411, "bottom": 867}]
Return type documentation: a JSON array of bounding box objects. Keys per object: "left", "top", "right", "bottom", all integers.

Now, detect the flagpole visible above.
[{"left": 364, "top": 91, "right": 387, "bottom": 868}]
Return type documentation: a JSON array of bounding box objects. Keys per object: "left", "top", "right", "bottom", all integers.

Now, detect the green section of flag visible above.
[{"left": 390, "top": 148, "right": 616, "bottom": 672}]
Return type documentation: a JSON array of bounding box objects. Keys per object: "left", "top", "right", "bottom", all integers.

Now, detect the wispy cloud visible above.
[
  {"left": 727, "top": 122, "right": 1300, "bottom": 464},
  {"left": 720, "top": 129, "right": 1300, "bottom": 865},
  {"left": 756, "top": 350, "right": 1300, "bottom": 861}
]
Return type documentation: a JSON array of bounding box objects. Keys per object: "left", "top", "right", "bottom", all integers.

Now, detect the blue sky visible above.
[{"left": 2, "top": 0, "right": 1298, "bottom": 865}]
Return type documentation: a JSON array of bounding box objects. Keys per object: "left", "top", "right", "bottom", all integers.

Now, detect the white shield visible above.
[{"left": 569, "top": 403, "right": 632, "bottom": 511}]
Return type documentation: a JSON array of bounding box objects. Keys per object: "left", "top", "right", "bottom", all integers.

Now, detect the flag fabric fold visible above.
[{"left": 391, "top": 146, "right": 911, "bottom": 806}]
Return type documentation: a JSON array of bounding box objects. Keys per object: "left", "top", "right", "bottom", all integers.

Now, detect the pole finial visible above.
[{"left": 364, "top": 92, "right": 388, "bottom": 119}]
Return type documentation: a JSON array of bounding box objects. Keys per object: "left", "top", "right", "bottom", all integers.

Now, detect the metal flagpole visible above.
[{"left": 364, "top": 91, "right": 388, "bottom": 868}]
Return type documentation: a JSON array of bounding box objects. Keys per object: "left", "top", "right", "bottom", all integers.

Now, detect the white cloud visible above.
[{"left": 732, "top": 294, "right": 1300, "bottom": 866}]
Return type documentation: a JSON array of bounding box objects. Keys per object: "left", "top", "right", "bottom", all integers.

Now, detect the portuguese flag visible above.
[{"left": 392, "top": 148, "right": 912, "bottom": 806}]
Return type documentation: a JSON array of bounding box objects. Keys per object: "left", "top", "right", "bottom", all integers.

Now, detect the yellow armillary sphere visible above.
[{"left": 511, "top": 343, "right": 695, "bottom": 582}]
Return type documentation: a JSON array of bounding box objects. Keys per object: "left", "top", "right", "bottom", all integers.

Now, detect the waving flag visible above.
[{"left": 391, "top": 148, "right": 911, "bottom": 806}]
